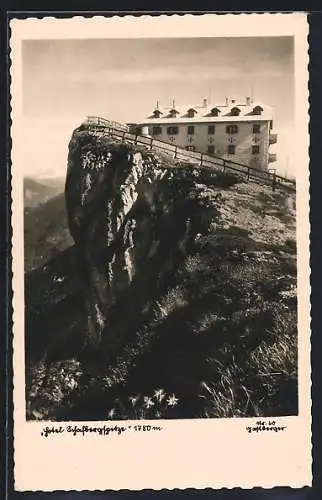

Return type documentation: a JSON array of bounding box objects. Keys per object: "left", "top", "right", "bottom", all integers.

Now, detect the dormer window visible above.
[
  {"left": 153, "top": 109, "right": 162, "bottom": 118},
  {"left": 231, "top": 106, "right": 241, "bottom": 116},
  {"left": 187, "top": 108, "right": 197, "bottom": 118},
  {"left": 210, "top": 107, "right": 220, "bottom": 117},
  {"left": 252, "top": 105, "right": 264, "bottom": 116},
  {"left": 169, "top": 108, "right": 179, "bottom": 118}
]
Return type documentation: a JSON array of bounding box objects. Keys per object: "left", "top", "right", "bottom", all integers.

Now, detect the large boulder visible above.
[{"left": 65, "top": 125, "right": 217, "bottom": 360}]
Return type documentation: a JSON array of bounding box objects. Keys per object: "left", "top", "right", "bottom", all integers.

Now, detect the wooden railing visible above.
[
  {"left": 85, "top": 116, "right": 129, "bottom": 132},
  {"left": 83, "top": 120, "right": 296, "bottom": 193}
]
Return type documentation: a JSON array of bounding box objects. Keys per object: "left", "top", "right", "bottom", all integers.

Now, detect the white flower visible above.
[
  {"left": 154, "top": 389, "right": 165, "bottom": 403},
  {"left": 129, "top": 395, "right": 139, "bottom": 406},
  {"left": 167, "top": 394, "right": 179, "bottom": 407},
  {"left": 143, "top": 397, "right": 155, "bottom": 409},
  {"left": 107, "top": 408, "right": 116, "bottom": 418},
  {"left": 53, "top": 276, "right": 64, "bottom": 283}
]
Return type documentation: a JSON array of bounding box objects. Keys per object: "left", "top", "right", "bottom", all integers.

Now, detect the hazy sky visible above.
[{"left": 22, "top": 37, "right": 294, "bottom": 178}]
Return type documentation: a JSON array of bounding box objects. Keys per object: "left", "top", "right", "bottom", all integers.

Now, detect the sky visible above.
[{"left": 22, "top": 37, "right": 294, "bottom": 178}]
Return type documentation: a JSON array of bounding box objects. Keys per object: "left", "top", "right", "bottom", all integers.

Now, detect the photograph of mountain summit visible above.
[{"left": 23, "top": 36, "right": 298, "bottom": 421}]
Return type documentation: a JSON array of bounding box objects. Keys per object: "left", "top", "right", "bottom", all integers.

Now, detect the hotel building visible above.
[{"left": 129, "top": 97, "right": 277, "bottom": 171}]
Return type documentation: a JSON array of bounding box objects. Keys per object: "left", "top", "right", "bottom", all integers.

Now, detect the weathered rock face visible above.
[{"left": 65, "top": 126, "right": 216, "bottom": 360}]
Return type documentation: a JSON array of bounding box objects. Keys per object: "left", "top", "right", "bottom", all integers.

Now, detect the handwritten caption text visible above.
[{"left": 41, "top": 424, "right": 163, "bottom": 438}]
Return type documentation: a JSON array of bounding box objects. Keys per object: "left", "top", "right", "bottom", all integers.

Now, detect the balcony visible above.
[
  {"left": 269, "top": 133, "right": 277, "bottom": 145},
  {"left": 268, "top": 153, "right": 277, "bottom": 163}
]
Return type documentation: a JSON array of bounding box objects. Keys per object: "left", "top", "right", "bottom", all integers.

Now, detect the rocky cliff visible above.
[
  {"left": 25, "top": 125, "right": 297, "bottom": 421},
  {"left": 65, "top": 127, "right": 219, "bottom": 360}
]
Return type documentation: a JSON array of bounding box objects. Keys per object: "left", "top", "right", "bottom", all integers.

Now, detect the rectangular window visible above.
[
  {"left": 207, "top": 145, "right": 215, "bottom": 155},
  {"left": 187, "top": 125, "right": 195, "bottom": 135},
  {"left": 253, "top": 124, "right": 261, "bottom": 134},
  {"left": 227, "top": 145, "right": 236, "bottom": 155},
  {"left": 252, "top": 145, "right": 260, "bottom": 155},
  {"left": 152, "top": 126, "right": 162, "bottom": 135},
  {"left": 208, "top": 125, "right": 215, "bottom": 135},
  {"left": 167, "top": 126, "right": 179, "bottom": 135},
  {"left": 226, "top": 125, "right": 238, "bottom": 134}
]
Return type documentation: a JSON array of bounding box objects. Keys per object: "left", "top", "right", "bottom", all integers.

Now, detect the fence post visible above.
[
  {"left": 122, "top": 130, "right": 125, "bottom": 142},
  {"left": 174, "top": 146, "right": 178, "bottom": 159},
  {"left": 134, "top": 135, "right": 138, "bottom": 145},
  {"left": 200, "top": 153, "right": 203, "bottom": 167},
  {"left": 222, "top": 161, "right": 226, "bottom": 172},
  {"left": 247, "top": 167, "right": 250, "bottom": 180},
  {"left": 272, "top": 172, "right": 276, "bottom": 192},
  {"left": 150, "top": 137, "right": 154, "bottom": 149}
]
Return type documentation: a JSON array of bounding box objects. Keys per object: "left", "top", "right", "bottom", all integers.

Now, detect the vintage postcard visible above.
[{"left": 10, "top": 13, "right": 311, "bottom": 491}]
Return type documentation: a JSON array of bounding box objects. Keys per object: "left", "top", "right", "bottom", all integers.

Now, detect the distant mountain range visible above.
[
  {"left": 24, "top": 177, "right": 65, "bottom": 208},
  {"left": 24, "top": 176, "right": 73, "bottom": 272}
]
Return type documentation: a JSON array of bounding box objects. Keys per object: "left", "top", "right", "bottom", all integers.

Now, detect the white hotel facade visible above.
[{"left": 129, "top": 97, "right": 277, "bottom": 171}]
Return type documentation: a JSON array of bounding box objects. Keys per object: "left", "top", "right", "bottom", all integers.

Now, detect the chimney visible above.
[
  {"left": 225, "top": 97, "right": 229, "bottom": 106},
  {"left": 246, "top": 96, "right": 251, "bottom": 106},
  {"left": 203, "top": 97, "right": 208, "bottom": 107}
]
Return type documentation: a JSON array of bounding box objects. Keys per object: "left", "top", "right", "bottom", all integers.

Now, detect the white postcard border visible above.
[{"left": 10, "top": 13, "right": 311, "bottom": 491}]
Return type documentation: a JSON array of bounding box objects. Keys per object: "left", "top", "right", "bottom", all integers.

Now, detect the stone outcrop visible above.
[{"left": 65, "top": 126, "right": 217, "bottom": 360}]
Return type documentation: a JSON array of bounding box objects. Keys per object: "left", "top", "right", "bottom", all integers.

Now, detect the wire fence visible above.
[{"left": 83, "top": 119, "right": 296, "bottom": 193}]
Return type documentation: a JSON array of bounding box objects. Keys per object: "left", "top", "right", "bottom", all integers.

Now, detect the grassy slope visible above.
[{"left": 25, "top": 176, "right": 297, "bottom": 421}]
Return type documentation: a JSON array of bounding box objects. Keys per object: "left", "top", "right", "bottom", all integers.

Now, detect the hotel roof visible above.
[{"left": 136, "top": 99, "right": 273, "bottom": 124}]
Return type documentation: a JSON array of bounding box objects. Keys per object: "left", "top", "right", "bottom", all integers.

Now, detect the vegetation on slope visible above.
[{"left": 25, "top": 170, "right": 297, "bottom": 421}]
